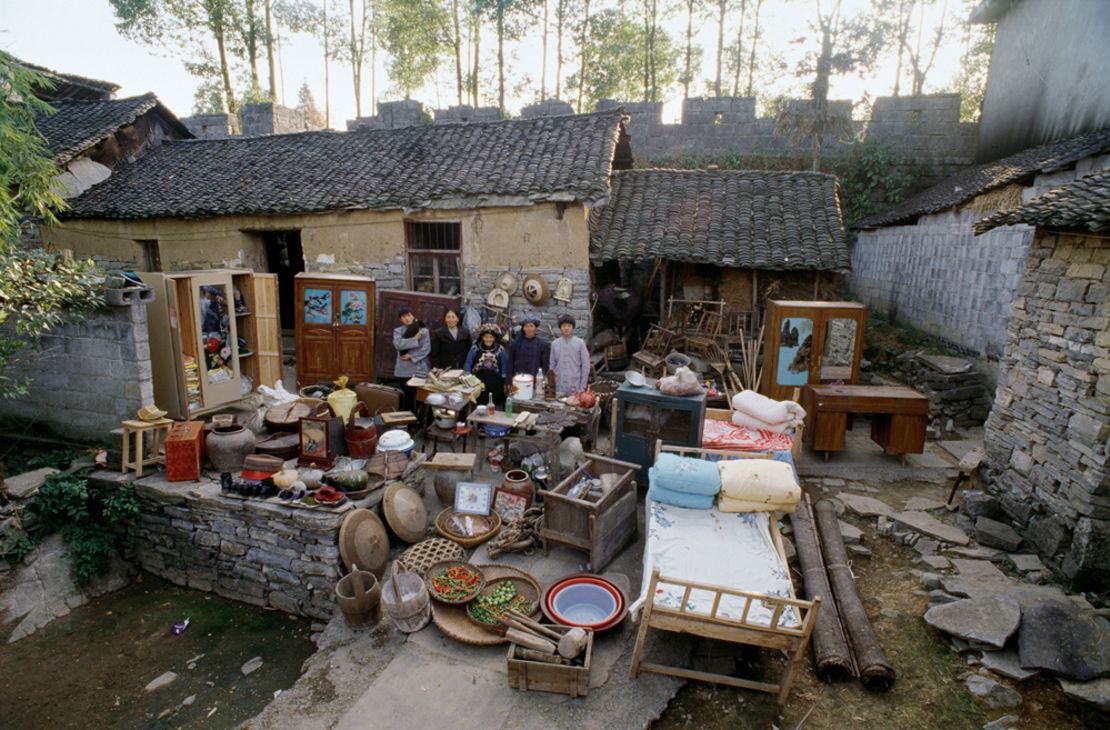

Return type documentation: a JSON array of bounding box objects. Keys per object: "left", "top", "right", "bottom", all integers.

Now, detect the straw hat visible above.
[
  {"left": 339, "top": 509, "right": 390, "bottom": 579},
  {"left": 383, "top": 483, "right": 428, "bottom": 544},
  {"left": 522, "top": 276, "right": 549, "bottom": 305},
  {"left": 486, "top": 288, "right": 509, "bottom": 309},
  {"left": 136, "top": 404, "right": 168, "bottom": 422}
]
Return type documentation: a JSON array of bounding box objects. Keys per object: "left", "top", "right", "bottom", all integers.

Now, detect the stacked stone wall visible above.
[
  {"left": 983, "top": 230, "right": 1110, "bottom": 590},
  {"left": 0, "top": 300, "right": 153, "bottom": 443}
]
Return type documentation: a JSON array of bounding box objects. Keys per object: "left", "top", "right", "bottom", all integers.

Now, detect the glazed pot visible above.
[
  {"left": 501, "top": 469, "right": 535, "bottom": 508},
  {"left": 206, "top": 425, "right": 257, "bottom": 472}
]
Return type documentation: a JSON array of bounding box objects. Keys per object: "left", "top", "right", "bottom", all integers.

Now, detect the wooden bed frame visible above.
[{"left": 628, "top": 442, "right": 820, "bottom": 705}]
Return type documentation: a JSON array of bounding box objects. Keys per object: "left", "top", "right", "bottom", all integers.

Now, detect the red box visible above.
[{"left": 165, "top": 421, "right": 205, "bottom": 481}]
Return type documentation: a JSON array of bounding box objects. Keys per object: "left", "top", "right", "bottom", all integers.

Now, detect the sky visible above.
[{"left": 0, "top": 0, "right": 971, "bottom": 129}]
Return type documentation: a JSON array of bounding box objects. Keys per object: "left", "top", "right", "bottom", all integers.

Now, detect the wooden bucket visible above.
[
  {"left": 381, "top": 561, "right": 430, "bottom": 633},
  {"left": 345, "top": 402, "right": 379, "bottom": 458},
  {"left": 334, "top": 565, "right": 381, "bottom": 629}
]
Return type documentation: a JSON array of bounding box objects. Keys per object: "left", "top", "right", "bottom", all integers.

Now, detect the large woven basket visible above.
[
  {"left": 399, "top": 538, "right": 468, "bottom": 575},
  {"left": 435, "top": 508, "right": 501, "bottom": 549}
]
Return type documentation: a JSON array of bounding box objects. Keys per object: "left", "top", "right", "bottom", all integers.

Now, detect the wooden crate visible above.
[
  {"left": 540, "top": 454, "right": 638, "bottom": 572},
  {"left": 164, "top": 421, "right": 205, "bottom": 482},
  {"left": 506, "top": 626, "right": 593, "bottom": 697}
]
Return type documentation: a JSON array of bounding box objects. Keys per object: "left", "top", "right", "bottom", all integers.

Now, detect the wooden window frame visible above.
[
  {"left": 137, "top": 239, "right": 161, "bottom": 271},
  {"left": 405, "top": 221, "right": 462, "bottom": 296}
]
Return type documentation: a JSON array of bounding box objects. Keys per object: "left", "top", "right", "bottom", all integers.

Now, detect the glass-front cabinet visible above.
[
  {"left": 760, "top": 300, "right": 867, "bottom": 402},
  {"left": 614, "top": 382, "right": 707, "bottom": 482}
]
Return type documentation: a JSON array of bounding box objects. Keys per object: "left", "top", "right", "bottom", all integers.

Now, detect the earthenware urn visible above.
[{"left": 206, "top": 424, "right": 257, "bottom": 472}]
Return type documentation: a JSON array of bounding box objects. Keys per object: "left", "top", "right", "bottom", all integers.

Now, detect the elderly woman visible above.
[
  {"left": 393, "top": 307, "right": 430, "bottom": 411},
  {"left": 464, "top": 323, "right": 510, "bottom": 408},
  {"left": 509, "top": 315, "right": 550, "bottom": 381}
]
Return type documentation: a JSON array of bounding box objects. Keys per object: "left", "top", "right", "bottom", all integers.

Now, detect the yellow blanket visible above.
[
  {"left": 717, "top": 458, "right": 800, "bottom": 505},
  {"left": 718, "top": 496, "right": 797, "bottom": 513}
]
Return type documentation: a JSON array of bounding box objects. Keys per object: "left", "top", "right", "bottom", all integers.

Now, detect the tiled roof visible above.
[
  {"left": 974, "top": 169, "right": 1110, "bottom": 234},
  {"left": 62, "top": 110, "right": 629, "bottom": 220},
  {"left": 34, "top": 94, "right": 190, "bottom": 165},
  {"left": 854, "top": 127, "right": 1110, "bottom": 229},
  {"left": 589, "top": 169, "right": 849, "bottom": 270},
  {"left": 16, "top": 57, "right": 120, "bottom": 100}
]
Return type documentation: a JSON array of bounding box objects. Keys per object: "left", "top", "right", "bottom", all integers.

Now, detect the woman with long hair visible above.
[{"left": 429, "top": 308, "right": 472, "bottom": 370}]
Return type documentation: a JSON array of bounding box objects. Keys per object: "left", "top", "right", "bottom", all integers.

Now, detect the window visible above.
[
  {"left": 406, "top": 221, "right": 461, "bottom": 295},
  {"left": 136, "top": 239, "right": 161, "bottom": 271}
]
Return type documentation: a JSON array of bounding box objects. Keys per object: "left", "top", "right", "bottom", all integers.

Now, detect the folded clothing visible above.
[
  {"left": 647, "top": 484, "right": 716, "bottom": 510},
  {"left": 732, "top": 390, "right": 806, "bottom": 425},
  {"left": 718, "top": 496, "right": 797, "bottom": 513},
  {"left": 648, "top": 452, "right": 722, "bottom": 496},
  {"left": 717, "top": 458, "right": 800, "bottom": 505},
  {"left": 731, "top": 410, "right": 803, "bottom": 434}
]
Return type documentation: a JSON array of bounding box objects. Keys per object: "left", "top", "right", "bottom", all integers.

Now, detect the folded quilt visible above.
[
  {"left": 718, "top": 496, "right": 797, "bottom": 513},
  {"left": 731, "top": 410, "right": 803, "bottom": 434},
  {"left": 717, "top": 458, "right": 800, "bottom": 505},
  {"left": 732, "top": 390, "right": 807, "bottom": 425},
  {"left": 648, "top": 452, "right": 722, "bottom": 496},
  {"left": 647, "top": 484, "right": 716, "bottom": 510}
]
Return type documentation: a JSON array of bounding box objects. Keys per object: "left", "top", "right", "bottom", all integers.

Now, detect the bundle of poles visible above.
[{"left": 790, "top": 493, "right": 896, "bottom": 690}]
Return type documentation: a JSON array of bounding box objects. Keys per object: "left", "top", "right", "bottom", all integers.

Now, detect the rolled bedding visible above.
[
  {"left": 731, "top": 409, "right": 803, "bottom": 434},
  {"left": 731, "top": 390, "right": 806, "bottom": 430},
  {"left": 647, "top": 485, "right": 717, "bottom": 510},
  {"left": 718, "top": 496, "right": 797, "bottom": 513},
  {"left": 648, "top": 452, "right": 722, "bottom": 496},
  {"left": 717, "top": 458, "right": 800, "bottom": 508}
]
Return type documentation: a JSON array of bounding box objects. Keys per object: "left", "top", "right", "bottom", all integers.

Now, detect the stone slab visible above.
[
  {"left": 981, "top": 648, "right": 1040, "bottom": 681},
  {"left": 1008, "top": 554, "right": 1044, "bottom": 573},
  {"left": 5, "top": 467, "right": 58, "bottom": 500},
  {"left": 837, "top": 493, "right": 894, "bottom": 518},
  {"left": 904, "top": 497, "right": 947, "bottom": 512},
  {"left": 1018, "top": 601, "right": 1110, "bottom": 681},
  {"left": 144, "top": 671, "right": 178, "bottom": 692},
  {"left": 965, "top": 674, "right": 1023, "bottom": 709},
  {"left": 1058, "top": 677, "right": 1110, "bottom": 712},
  {"left": 892, "top": 511, "right": 970, "bottom": 545},
  {"left": 921, "top": 555, "right": 951, "bottom": 570},
  {"left": 924, "top": 596, "right": 1021, "bottom": 649},
  {"left": 919, "top": 354, "right": 974, "bottom": 375},
  {"left": 837, "top": 520, "right": 863, "bottom": 545},
  {"left": 976, "top": 517, "right": 1022, "bottom": 551}
]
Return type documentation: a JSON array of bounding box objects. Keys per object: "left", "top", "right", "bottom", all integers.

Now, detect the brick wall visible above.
[
  {"left": 983, "top": 230, "right": 1110, "bottom": 590},
  {"left": 0, "top": 300, "right": 154, "bottom": 443}
]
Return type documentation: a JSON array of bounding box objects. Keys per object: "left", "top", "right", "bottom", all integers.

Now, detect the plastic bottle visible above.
[
  {"left": 487, "top": 393, "right": 495, "bottom": 415},
  {"left": 505, "top": 394, "right": 514, "bottom": 417}
]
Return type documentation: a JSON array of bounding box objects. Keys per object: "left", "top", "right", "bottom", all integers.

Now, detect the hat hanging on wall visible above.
[
  {"left": 486, "top": 288, "right": 510, "bottom": 309},
  {"left": 553, "top": 276, "right": 573, "bottom": 303},
  {"left": 522, "top": 275, "right": 550, "bottom": 305},
  {"left": 495, "top": 271, "right": 518, "bottom": 294}
]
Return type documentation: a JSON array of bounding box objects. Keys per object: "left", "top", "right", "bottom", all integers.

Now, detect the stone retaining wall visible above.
[
  {"left": 90, "top": 471, "right": 343, "bottom": 620},
  {"left": 983, "top": 230, "right": 1110, "bottom": 590}
]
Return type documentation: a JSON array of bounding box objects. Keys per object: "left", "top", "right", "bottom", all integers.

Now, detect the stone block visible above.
[
  {"left": 961, "top": 491, "right": 1000, "bottom": 520},
  {"left": 4, "top": 467, "right": 58, "bottom": 499},
  {"left": 1062, "top": 517, "right": 1110, "bottom": 590},
  {"left": 1025, "top": 514, "right": 1070, "bottom": 556},
  {"left": 976, "top": 517, "right": 1023, "bottom": 551}
]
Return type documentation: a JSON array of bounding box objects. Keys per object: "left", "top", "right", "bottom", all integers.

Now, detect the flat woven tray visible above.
[
  {"left": 434, "top": 508, "right": 501, "bottom": 549},
  {"left": 430, "top": 564, "right": 542, "bottom": 646},
  {"left": 399, "top": 538, "right": 468, "bottom": 575}
]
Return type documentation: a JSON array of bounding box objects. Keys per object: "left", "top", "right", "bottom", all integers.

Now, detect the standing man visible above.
[
  {"left": 509, "top": 315, "right": 550, "bottom": 386},
  {"left": 549, "top": 314, "right": 590, "bottom": 396}
]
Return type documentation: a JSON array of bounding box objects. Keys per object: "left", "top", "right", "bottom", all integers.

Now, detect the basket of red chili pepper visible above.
[{"left": 425, "top": 561, "right": 486, "bottom": 604}]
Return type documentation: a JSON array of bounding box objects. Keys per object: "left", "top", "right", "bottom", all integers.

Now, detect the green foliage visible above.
[
  {"left": 836, "top": 138, "right": 911, "bottom": 227},
  {"left": 5, "top": 448, "right": 79, "bottom": 476},
  {"left": 20, "top": 473, "right": 140, "bottom": 583},
  {"left": 380, "top": 0, "right": 449, "bottom": 99}
]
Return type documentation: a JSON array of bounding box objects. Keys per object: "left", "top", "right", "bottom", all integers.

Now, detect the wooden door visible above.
[
  {"left": 375, "top": 290, "right": 460, "bottom": 379},
  {"left": 335, "top": 281, "right": 375, "bottom": 383},
  {"left": 252, "top": 273, "right": 283, "bottom": 389},
  {"left": 762, "top": 303, "right": 821, "bottom": 401},
  {"left": 191, "top": 271, "right": 241, "bottom": 408},
  {"left": 296, "top": 278, "right": 338, "bottom": 385}
]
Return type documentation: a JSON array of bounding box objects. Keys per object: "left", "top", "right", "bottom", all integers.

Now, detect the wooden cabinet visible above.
[
  {"left": 614, "top": 382, "right": 706, "bottom": 482},
  {"left": 142, "top": 270, "right": 282, "bottom": 420},
  {"left": 761, "top": 300, "right": 867, "bottom": 402},
  {"left": 802, "top": 384, "right": 928, "bottom": 457},
  {"left": 294, "top": 273, "right": 375, "bottom": 386},
  {"left": 374, "top": 290, "right": 460, "bottom": 379}
]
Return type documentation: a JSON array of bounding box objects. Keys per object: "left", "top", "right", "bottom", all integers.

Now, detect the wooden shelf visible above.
[{"left": 235, "top": 309, "right": 252, "bottom": 317}]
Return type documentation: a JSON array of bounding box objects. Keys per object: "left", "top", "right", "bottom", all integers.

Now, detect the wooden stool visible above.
[
  {"left": 121, "top": 418, "right": 173, "bottom": 477},
  {"left": 946, "top": 446, "right": 985, "bottom": 507}
]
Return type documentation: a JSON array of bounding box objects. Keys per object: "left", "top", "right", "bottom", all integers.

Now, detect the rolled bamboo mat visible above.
[
  {"left": 790, "top": 495, "right": 856, "bottom": 680},
  {"left": 814, "top": 498, "right": 896, "bottom": 690}
]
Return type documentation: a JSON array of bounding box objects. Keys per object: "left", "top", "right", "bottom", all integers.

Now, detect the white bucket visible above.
[{"left": 512, "top": 374, "right": 535, "bottom": 400}]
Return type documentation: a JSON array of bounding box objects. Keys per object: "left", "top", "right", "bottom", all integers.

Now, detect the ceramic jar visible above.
[
  {"left": 206, "top": 425, "right": 257, "bottom": 472},
  {"left": 501, "top": 469, "right": 535, "bottom": 508}
]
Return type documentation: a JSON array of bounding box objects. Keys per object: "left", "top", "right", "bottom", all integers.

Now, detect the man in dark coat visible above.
[{"left": 509, "top": 315, "right": 550, "bottom": 381}]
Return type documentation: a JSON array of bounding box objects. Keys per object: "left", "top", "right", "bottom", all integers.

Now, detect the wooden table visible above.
[
  {"left": 466, "top": 410, "right": 564, "bottom": 483},
  {"left": 514, "top": 398, "right": 601, "bottom": 452},
  {"left": 802, "top": 385, "right": 928, "bottom": 461}
]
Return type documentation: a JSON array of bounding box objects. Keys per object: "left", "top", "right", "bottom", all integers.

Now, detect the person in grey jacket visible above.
[
  {"left": 393, "top": 308, "right": 431, "bottom": 412},
  {"left": 549, "top": 314, "right": 590, "bottom": 396}
]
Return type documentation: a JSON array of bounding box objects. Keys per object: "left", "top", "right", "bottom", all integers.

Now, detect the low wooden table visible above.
[
  {"left": 466, "top": 410, "right": 564, "bottom": 483},
  {"left": 802, "top": 385, "right": 928, "bottom": 462}
]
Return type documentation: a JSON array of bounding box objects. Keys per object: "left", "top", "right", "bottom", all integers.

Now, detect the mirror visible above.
[
  {"left": 776, "top": 316, "right": 813, "bottom": 386},
  {"left": 199, "top": 283, "right": 234, "bottom": 384},
  {"left": 821, "top": 318, "right": 858, "bottom": 381}
]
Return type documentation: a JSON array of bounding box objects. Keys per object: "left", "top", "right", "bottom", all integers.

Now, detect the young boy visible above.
[{"left": 549, "top": 314, "right": 589, "bottom": 396}]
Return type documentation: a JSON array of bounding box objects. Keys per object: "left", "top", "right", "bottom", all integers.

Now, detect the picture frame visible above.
[
  {"left": 454, "top": 481, "right": 493, "bottom": 516},
  {"left": 298, "top": 415, "right": 334, "bottom": 468},
  {"left": 493, "top": 488, "right": 529, "bottom": 522}
]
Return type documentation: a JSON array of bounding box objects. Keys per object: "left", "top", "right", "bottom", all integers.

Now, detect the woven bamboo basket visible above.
[
  {"left": 434, "top": 508, "right": 502, "bottom": 549},
  {"left": 399, "top": 538, "right": 468, "bottom": 575}
]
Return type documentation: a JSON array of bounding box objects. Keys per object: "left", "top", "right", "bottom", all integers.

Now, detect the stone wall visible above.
[
  {"left": 240, "top": 102, "right": 321, "bottom": 136},
  {"left": 0, "top": 299, "right": 153, "bottom": 443},
  {"left": 90, "top": 471, "right": 343, "bottom": 621},
  {"left": 983, "top": 230, "right": 1110, "bottom": 590},
  {"left": 462, "top": 266, "right": 592, "bottom": 338},
  {"left": 181, "top": 113, "right": 239, "bottom": 139}
]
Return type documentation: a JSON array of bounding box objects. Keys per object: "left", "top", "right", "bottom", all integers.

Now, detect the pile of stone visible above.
[
  {"left": 0, "top": 466, "right": 58, "bottom": 560},
  {"left": 896, "top": 352, "right": 991, "bottom": 431},
  {"left": 833, "top": 488, "right": 1110, "bottom": 714}
]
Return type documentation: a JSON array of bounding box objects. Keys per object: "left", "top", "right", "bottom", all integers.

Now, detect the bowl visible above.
[
  {"left": 378, "top": 429, "right": 415, "bottom": 456},
  {"left": 424, "top": 560, "right": 485, "bottom": 604},
  {"left": 425, "top": 393, "right": 448, "bottom": 407},
  {"left": 543, "top": 575, "right": 627, "bottom": 631},
  {"left": 624, "top": 371, "right": 646, "bottom": 388},
  {"left": 547, "top": 579, "right": 621, "bottom": 629}
]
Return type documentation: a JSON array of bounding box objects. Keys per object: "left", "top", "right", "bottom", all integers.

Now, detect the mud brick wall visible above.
[
  {"left": 92, "top": 471, "right": 343, "bottom": 620},
  {"left": 983, "top": 230, "right": 1110, "bottom": 590}
]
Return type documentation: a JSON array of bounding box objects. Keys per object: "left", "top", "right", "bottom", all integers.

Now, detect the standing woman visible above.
[
  {"left": 509, "top": 314, "right": 550, "bottom": 383},
  {"left": 464, "top": 323, "right": 510, "bottom": 408},
  {"left": 429, "top": 308, "right": 472, "bottom": 370},
  {"left": 393, "top": 307, "right": 431, "bottom": 411}
]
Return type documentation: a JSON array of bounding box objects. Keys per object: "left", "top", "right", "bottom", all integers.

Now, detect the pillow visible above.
[
  {"left": 718, "top": 496, "right": 797, "bottom": 514},
  {"left": 648, "top": 452, "right": 722, "bottom": 496},
  {"left": 731, "top": 390, "right": 807, "bottom": 424},
  {"left": 647, "top": 484, "right": 716, "bottom": 510},
  {"left": 717, "top": 458, "right": 800, "bottom": 505}
]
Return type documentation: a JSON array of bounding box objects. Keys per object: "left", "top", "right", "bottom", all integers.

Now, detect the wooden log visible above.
[
  {"left": 507, "top": 611, "right": 563, "bottom": 641},
  {"left": 515, "top": 647, "right": 571, "bottom": 665},
  {"left": 505, "top": 628, "right": 557, "bottom": 654},
  {"left": 790, "top": 494, "right": 856, "bottom": 680},
  {"left": 557, "top": 627, "right": 589, "bottom": 659},
  {"left": 814, "top": 499, "right": 896, "bottom": 691}
]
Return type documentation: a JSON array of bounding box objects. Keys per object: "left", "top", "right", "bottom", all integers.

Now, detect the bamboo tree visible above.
[
  {"left": 682, "top": 0, "right": 694, "bottom": 100},
  {"left": 555, "top": 0, "right": 568, "bottom": 99},
  {"left": 744, "top": 0, "right": 762, "bottom": 96},
  {"left": 451, "top": 0, "right": 464, "bottom": 105},
  {"left": 731, "top": 0, "right": 748, "bottom": 96},
  {"left": 265, "top": 0, "right": 277, "bottom": 98},
  {"left": 576, "top": 0, "right": 590, "bottom": 111},
  {"left": 540, "top": 0, "right": 549, "bottom": 100},
  {"left": 713, "top": 0, "right": 727, "bottom": 96}
]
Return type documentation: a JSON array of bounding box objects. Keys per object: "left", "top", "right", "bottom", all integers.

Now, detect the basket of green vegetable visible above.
[
  {"left": 467, "top": 575, "right": 542, "bottom": 634},
  {"left": 425, "top": 561, "right": 485, "bottom": 604}
]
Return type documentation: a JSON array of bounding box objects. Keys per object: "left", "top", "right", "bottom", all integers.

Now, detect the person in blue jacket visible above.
[
  {"left": 509, "top": 315, "right": 550, "bottom": 383},
  {"left": 464, "top": 323, "right": 510, "bottom": 408}
]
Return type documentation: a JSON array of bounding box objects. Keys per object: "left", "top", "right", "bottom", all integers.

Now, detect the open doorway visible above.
[{"left": 261, "top": 230, "right": 304, "bottom": 332}]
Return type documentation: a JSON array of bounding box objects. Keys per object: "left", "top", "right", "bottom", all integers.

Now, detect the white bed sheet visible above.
[{"left": 631, "top": 499, "right": 799, "bottom": 628}]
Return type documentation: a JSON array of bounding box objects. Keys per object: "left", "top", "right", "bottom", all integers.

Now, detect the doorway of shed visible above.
[{"left": 262, "top": 230, "right": 305, "bottom": 333}]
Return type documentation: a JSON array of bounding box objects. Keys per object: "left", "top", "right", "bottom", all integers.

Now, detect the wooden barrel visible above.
[{"left": 381, "top": 562, "right": 430, "bottom": 633}]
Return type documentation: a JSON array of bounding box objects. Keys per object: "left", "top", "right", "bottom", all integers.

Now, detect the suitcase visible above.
[{"left": 165, "top": 421, "right": 205, "bottom": 481}]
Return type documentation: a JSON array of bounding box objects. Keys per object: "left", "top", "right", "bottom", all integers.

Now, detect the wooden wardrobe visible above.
[{"left": 294, "top": 273, "right": 376, "bottom": 386}]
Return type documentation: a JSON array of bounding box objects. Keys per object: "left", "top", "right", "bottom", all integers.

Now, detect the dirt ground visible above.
[{"left": 653, "top": 480, "right": 1103, "bottom": 730}]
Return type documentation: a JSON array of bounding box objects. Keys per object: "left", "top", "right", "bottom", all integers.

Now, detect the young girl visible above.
[{"left": 464, "top": 323, "right": 510, "bottom": 408}]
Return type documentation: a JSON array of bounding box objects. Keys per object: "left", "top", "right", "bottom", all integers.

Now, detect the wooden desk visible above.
[{"left": 802, "top": 385, "right": 928, "bottom": 459}]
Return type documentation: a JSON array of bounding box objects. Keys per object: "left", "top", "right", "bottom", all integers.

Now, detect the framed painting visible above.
[
  {"left": 298, "top": 415, "right": 334, "bottom": 468},
  {"left": 454, "top": 481, "right": 493, "bottom": 515},
  {"left": 493, "top": 488, "right": 529, "bottom": 522},
  {"left": 303, "top": 288, "right": 333, "bottom": 325},
  {"left": 339, "top": 289, "right": 368, "bottom": 325}
]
